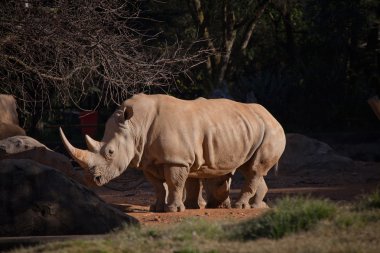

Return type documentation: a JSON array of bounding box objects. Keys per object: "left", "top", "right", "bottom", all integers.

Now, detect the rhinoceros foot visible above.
[
  {"left": 165, "top": 203, "right": 185, "bottom": 212},
  {"left": 251, "top": 201, "right": 269, "bottom": 209},
  {"left": 234, "top": 201, "right": 251, "bottom": 209}
]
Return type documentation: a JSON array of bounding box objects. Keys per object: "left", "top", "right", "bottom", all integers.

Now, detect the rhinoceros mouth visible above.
[{"left": 93, "top": 173, "right": 110, "bottom": 186}]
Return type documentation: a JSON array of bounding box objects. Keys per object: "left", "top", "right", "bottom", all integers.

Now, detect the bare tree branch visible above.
[
  {"left": 240, "top": 0, "right": 270, "bottom": 51},
  {"left": 0, "top": 0, "right": 208, "bottom": 119}
]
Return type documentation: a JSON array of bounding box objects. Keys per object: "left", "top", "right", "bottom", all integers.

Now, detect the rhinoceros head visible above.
[{"left": 60, "top": 104, "right": 137, "bottom": 186}]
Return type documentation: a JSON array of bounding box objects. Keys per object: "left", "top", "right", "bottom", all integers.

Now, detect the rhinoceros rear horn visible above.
[
  {"left": 59, "top": 127, "right": 92, "bottom": 169},
  {"left": 85, "top": 134, "right": 101, "bottom": 152}
]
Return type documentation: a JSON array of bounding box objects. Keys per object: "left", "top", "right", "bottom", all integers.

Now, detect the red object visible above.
[{"left": 79, "top": 111, "right": 98, "bottom": 137}]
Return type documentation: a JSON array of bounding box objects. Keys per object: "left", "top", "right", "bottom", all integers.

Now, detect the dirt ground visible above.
[
  {"left": 95, "top": 171, "right": 379, "bottom": 226},
  {"left": 93, "top": 134, "right": 380, "bottom": 226}
]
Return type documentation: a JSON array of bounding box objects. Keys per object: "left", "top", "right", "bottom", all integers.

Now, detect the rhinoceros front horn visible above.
[{"left": 59, "top": 127, "right": 92, "bottom": 169}]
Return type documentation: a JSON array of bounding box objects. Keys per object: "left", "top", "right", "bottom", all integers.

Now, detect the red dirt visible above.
[{"left": 95, "top": 181, "right": 379, "bottom": 226}]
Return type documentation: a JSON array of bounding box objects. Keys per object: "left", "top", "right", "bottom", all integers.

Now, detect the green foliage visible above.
[
  {"left": 174, "top": 248, "right": 219, "bottom": 253},
  {"left": 334, "top": 210, "right": 364, "bottom": 228},
  {"left": 229, "top": 196, "right": 336, "bottom": 240},
  {"left": 157, "top": 218, "right": 224, "bottom": 242},
  {"left": 356, "top": 188, "right": 380, "bottom": 211}
]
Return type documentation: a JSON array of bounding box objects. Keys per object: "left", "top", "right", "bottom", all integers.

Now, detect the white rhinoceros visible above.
[{"left": 60, "top": 94, "right": 286, "bottom": 212}]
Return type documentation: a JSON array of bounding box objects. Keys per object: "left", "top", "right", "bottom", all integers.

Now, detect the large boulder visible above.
[
  {"left": 0, "top": 159, "right": 138, "bottom": 236},
  {"left": 0, "top": 136, "right": 96, "bottom": 187},
  {"left": 279, "top": 133, "right": 352, "bottom": 171},
  {"left": 0, "top": 135, "right": 47, "bottom": 154},
  {"left": 264, "top": 133, "right": 380, "bottom": 187}
]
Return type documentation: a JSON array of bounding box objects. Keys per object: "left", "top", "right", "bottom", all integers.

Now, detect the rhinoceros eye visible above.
[{"left": 104, "top": 147, "right": 114, "bottom": 159}]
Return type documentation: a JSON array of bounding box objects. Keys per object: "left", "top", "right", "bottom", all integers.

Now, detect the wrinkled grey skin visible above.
[{"left": 60, "top": 94, "right": 286, "bottom": 212}]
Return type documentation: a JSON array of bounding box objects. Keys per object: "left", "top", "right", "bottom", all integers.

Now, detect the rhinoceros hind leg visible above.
[
  {"left": 251, "top": 177, "right": 269, "bottom": 209},
  {"left": 235, "top": 143, "right": 277, "bottom": 209},
  {"left": 164, "top": 166, "right": 189, "bottom": 212},
  {"left": 234, "top": 169, "right": 261, "bottom": 209},
  {"left": 198, "top": 194, "right": 207, "bottom": 208},
  {"left": 184, "top": 178, "right": 206, "bottom": 209},
  {"left": 204, "top": 174, "right": 232, "bottom": 208},
  {"left": 252, "top": 201, "right": 269, "bottom": 208}
]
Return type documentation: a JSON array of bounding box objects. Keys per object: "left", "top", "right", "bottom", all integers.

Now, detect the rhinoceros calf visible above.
[{"left": 60, "top": 94, "right": 286, "bottom": 212}]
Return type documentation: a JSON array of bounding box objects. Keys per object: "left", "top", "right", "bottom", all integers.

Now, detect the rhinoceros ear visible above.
[{"left": 124, "top": 105, "right": 134, "bottom": 121}]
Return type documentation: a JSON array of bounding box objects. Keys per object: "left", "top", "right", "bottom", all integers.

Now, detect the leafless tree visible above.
[
  {"left": 187, "top": 0, "right": 270, "bottom": 88},
  {"left": 0, "top": 0, "right": 207, "bottom": 119}
]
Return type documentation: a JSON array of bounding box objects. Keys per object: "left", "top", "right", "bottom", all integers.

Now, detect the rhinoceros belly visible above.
[{"left": 188, "top": 116, "right": 264, "bottom": 178}]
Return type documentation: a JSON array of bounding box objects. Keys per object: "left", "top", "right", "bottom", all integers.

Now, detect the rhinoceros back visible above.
[{"left": 139, "top": 95, "right": 282, "bottom": 177}]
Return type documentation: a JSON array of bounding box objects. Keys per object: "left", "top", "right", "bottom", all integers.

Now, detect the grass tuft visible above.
[
  {"left": 229, "top": 196, "right": 336, "bottom": 240},
  {"left": 356, "top": 188, "right": 380, "bottom": 210},
  {"left": 168, "top": 217, "right": 224, "bottom": 241}
]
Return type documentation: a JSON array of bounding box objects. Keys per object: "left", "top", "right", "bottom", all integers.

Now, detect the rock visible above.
[
  {"left": 279, "top": 133, "right": 352, "bottom": 171},
  {"left": 0, "top": 135, "right": 96, "bottom": 187},
  {"left": 0, "top": 135, "right": 48, "bottom": 154},
  {"left": 333, "top": 140, "right": 380, "bottom": 162},
  {"left": 0, "top": 159, "right": 138, "bottom": 236},
  {"left": 262, "top": 133, "right": 380, "bottom": 187}
]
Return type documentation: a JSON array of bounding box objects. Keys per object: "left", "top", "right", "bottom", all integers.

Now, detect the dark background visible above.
[{"left": 1, "top": 0, "right": 379, "bottom": 136}]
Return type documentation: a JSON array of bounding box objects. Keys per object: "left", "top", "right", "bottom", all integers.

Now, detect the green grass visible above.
[
  {"left": 8, "top": 194, "right": 380, "bottom": 253},
  {"left": 228, "top": 196, "right": 336, "bottom": 240},
  {"left": 356, "top": 188, "right": 380, "bottom": 210}
]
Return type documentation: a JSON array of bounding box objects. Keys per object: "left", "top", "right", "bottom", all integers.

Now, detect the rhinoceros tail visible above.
[{"left": 273, "top": 163, "right": 279, "bottom": 176}]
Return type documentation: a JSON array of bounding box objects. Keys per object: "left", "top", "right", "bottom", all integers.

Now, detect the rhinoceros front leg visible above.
[
  {"left": 164, "top": 166, "right": 189, "bottom": 212},
  {"left": 184, "top": 178, "right": 206, "bottom": 209},
  {"left": 143, "top": 170, "right": 167, "bottom": 212}
]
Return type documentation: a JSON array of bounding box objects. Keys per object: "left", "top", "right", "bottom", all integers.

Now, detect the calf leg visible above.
[
  {"left": 184, "top": 178, "right": 206, "bottom": 209},
  {"left": 164, "top": 166, "right": 189, "bottom": 212},
  {"left": 144, "top": 170, "right": 166, "bottom": 212}
]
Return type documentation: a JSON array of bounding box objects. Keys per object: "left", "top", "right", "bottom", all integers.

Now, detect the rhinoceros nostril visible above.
[{"left": 94, "top": 175, "right": 102, "bottom": 185}]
